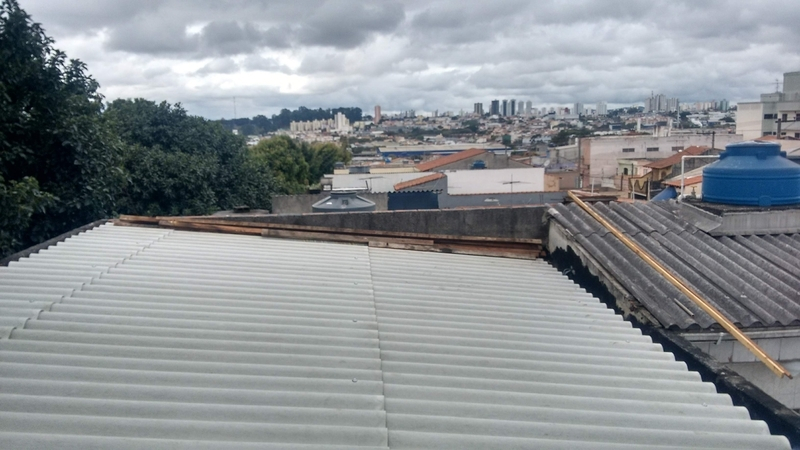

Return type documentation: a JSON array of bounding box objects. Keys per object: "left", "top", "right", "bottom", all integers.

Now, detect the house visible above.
[
  {"left": 415, "top": 148, "right": 531, "bottom": 172},
  {"left": 642, "top": 145, "right": 719, "bottom": 182},
  {"left": 0, "top": 218, "right": 791, "bottom": 449}
]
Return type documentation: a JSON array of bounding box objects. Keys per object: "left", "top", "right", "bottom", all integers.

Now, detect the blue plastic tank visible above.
[{"left": 703, "top": 141, "right": 800, "bottom": 206}]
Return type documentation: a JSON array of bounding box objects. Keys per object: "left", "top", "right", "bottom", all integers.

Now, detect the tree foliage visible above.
[
  {"left": 250, "top": 136, "right": 351, "bottom": 194},
  {"left": 0, "top": 0, "right": 124, "bottom": 254},
  {"left": 105, "top": 99, "right": 276, "bottom": 216},
  {"left": 220, "top": 106, "right": 363, "bottom": 135}
]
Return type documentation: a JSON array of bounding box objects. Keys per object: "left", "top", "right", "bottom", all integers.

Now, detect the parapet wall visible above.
[{"left": 219, "top": 205, "right": 550, "bottom": 240}]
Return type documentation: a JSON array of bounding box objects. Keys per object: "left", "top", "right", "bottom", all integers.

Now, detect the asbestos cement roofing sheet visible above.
[
  {"left": 549, "top": 201, "right": 800, "bottom": 331},
  {"left": 0, "top": 223, "right": 789, "bottom": 449}
]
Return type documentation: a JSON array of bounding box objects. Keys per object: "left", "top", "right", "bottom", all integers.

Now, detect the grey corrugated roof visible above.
[
  {"left": 549, "top": 201, "right": 800, "bottom": 331},
  {"left": 0, "top": 223, "right": 790, "bottom": 449}
]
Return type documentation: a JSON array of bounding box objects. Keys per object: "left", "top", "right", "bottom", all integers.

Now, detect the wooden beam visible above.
[
  {"left": 567, "top": 190, "right": 791, "bottom": 379},
  {"left": 151, "top": 217, "right": 542, "bottom": 245},
  {"left": 262, "top": 229, "right": 433, "bottom": 246},
  {"left": 157, "top": 220, "right": 263, "bottom": 236}
]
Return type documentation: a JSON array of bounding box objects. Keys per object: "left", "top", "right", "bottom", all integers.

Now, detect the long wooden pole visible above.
[{"left": 567, "top": 191, "right": 791, "bottom": 379}]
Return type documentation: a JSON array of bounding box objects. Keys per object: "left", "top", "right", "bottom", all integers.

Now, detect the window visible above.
[
  {"left": 671, "top": 146, "right": 684, "bottom": 152},
  {"left": 764, "top": 114, "right": 777, "bottom": 119},
  {"left": 646, "top": 147, "right": 659, "bottom": 152},
  {"left": 622, "top": 147, "right": 635, "bottom": 153},
  {"left": 623, "top": 168, "right": 629, "bottom": 175},
  {"left": 782, "top": 114, "right": 788, "bottom": 121}
]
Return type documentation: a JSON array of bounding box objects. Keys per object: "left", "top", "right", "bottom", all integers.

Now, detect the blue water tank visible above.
[{"left": 703, "top": 141, "right": 800, "bottom": 206}]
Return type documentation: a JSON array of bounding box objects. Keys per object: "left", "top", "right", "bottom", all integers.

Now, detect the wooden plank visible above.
[
  {"left": 262, "top": 229, "right": 434, "bottom": 246},
  {"left": 159, "top": 217, "right": 542, "bottom": 245},
  {"left": 118, "top": 215, "right": 161, "bottom": 224},
  {"left": 158, "top": 220, "right": 263, "bottom": 236},
  {"left": 567, "top": 190, "right": 791, "bottom": 379},
  {"left": 369, "top": 241, "right": 537, "bottom": 260}
]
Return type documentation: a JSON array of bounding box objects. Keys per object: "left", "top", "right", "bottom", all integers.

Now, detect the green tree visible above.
[
  {"left": 250, "top": 135, "right": 311, "bottom": 194},
  {"left": 0, "top": 0, "right": 124, "bottom": 257},
  {"left": 105, "top": 98, "right": 276, "bottom": 215}
]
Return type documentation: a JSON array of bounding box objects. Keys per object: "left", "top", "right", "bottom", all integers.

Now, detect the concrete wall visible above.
[
  {"left": 438, "top": 192, "right": 565, "bottom": 209},
  {"left": 272, "top": 192, "right": 388, "bottom": 215},
  {"left": 218, "top": 206, "right": 551, "bottom": 240},
  {"left": 548, "top": 170, "right": 579, "bottom": 190},
  {"left": 737, "top": 102, "right": 765, "bottom": 141}
]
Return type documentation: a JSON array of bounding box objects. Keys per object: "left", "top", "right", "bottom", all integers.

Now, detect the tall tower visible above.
[
  {"left": 374, "top": 105, "right": 381, "bottom": 125},
  {"left": 490, "top": 100, "right": 500, "bottom": 115},
  {"left": 501, "top": 99, "right": 508, "bottom": 116}
]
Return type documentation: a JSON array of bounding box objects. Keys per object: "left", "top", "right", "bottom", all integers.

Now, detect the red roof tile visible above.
[
  {"left": 644, "top": 146, "right": 711, "bottom": 169},
  {"left": 393, "top": 172, "right": 446, "bottom": 191},
  {"left": 415, "top": 148, "right": 486, "bottom": 172}
]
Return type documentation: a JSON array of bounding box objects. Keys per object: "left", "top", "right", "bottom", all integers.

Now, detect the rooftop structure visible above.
[{"left": 0, "top": 222, "right": 790, "bottom": 449}]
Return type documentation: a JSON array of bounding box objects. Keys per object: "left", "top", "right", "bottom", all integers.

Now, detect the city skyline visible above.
[{"left": 18, "top": 0, "right": 800, "bottom": 119}]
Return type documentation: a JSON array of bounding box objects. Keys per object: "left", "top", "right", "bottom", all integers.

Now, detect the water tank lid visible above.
[{"left": 719, "top": 140, "right": 781, "bottom": 159}]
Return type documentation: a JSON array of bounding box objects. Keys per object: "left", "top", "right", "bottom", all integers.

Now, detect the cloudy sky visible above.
[{"left": 18, "top": 0, "right": 800, "bottom": 119}]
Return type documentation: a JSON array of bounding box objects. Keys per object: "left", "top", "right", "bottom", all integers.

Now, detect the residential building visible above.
[
  {"left": 509, "top": 99, "right": 516, "bottom": 116},
  {"left": 374, "top": 105, "right": 381, "bottom": 125},
  {"left": 473, "top": 102, "right": 484, "bottom": 116},
  {"left": 525, "top": 100, "right": 532, "bottom": 116},
  {"left": 574, "top": 103, "right": 584, "bottom": 116},
  {"left": 501, "top": 99, "right": 508, "bottom": 116},
  {"left": 414, "top": 148, "right": 532, "bottom": 172},
  {"left": 578, "top": 134, "right": 742, "bottom": 188},
  {"left": 490, "top": 99, "right": 500, "bottom": 116},
  {"left": 597, "top": 101, "right": 607, "bottom": 116},
  {"left": 737, "top": 71, "right": 800, "bottom": 140}
]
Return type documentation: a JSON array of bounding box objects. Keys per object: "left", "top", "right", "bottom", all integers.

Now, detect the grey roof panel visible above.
[
  {"left": 550, "top": 202, "right": 800, "bottom": 330},
  {"left": 0, "top": 223, "right": 789, "bottom": 448}
]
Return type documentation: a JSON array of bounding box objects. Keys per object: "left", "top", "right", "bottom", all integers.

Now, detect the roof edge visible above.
[{"left": 0, "top": 218, "right": 110, "bottom": 267}]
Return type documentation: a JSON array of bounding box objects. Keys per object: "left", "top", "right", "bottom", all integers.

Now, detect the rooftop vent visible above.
[
  {"left": 312, "top": 191, "right": 376, "bottom": 213},
  {"left": 702, "top": 141, "right": 800, "bottom": 207}
]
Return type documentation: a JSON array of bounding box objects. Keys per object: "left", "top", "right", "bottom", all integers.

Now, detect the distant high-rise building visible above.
[
  {"left": 573, "top": 103, "right": 584, "bottom": 116},
  {"left": 525, "top": 101, "right": 532, "bottom": 116},
  {"left": 334, "top": 112, "right": 350, "bottom": 132},
  {"left": 719, "top": 99, "right": 729, "bottom": 112},
  {"left": 645, "top": 93, "right": 679, "bottom": 113},
  {"left": 473, "top": 102, "right": 484, "bottom": 116},
  {"left": 510, "top": 99, "right": 516, "bottom": 116},
  {"left": 490, "top": 100, "right": 500, "bottom": 115},
  {"left": 374, "top": 105, "right": 381, "bottom": 125},
  {"left": 501, "top": 99, "right": 508, "bottom": 116},
  {"left": 596, "top": 101, "right": 607, "bottom": 116},
  {"left": 666, "top": 97, "right": 679, "bottom": 113}
]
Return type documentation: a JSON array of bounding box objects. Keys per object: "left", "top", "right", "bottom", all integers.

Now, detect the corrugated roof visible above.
[
  {"left": 393, "top": 173, "right": 445, "bottom": 191},
  {"left": 644, "top": 146, "right": 710, "bottom": 169},
  {"left": 0, "top": 223, "right": 790, "bottom": 449},
  {"left": 415, "top": 148, "right": 486, "bottom": 172},
  {"left": 550, "top": 201, "right": 800, "bottom": 331}
]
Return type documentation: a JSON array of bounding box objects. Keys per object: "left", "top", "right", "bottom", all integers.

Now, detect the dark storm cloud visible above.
[
  {"left": 15, "top": 0, "right": 800, "bottom": 118},
  {"left": 297, "top": 0, "right": 404, "bottom": 48}
]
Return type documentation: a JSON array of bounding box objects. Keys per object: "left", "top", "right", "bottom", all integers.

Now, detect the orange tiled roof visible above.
[
  {"left": 393, "top": 172, "right": 446, "bottom": 191},
  {"left": 644, "top": 146, "right": 710, "bottom": 169},
  {"left": 415, "top": 148, "right": 486, "bottom": 172}
]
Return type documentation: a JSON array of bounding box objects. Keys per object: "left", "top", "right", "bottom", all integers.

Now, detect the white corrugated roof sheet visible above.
[{"left": 0, "top": 223, "right": 790, "bottom": 449}]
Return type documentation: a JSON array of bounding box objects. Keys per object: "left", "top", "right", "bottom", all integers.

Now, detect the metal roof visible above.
[
  {"left": 0, "top": 223, "right": 790, "bottom": 449},
  {"left": 549, "top": 201, "right": 800, "bottom": 331}
]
